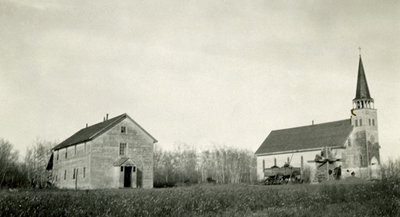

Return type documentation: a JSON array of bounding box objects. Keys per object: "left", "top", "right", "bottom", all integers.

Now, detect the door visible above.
[
  {"left": 124, "top": 166, "right": 132, "bottom": 187},
  {"left": 370, "top": 156, "right": 379, "bottom": 180}
]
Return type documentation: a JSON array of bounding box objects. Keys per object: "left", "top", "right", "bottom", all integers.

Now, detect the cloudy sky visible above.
[{"left": 1, "top": 0, "right": 399, "bottom": 161}]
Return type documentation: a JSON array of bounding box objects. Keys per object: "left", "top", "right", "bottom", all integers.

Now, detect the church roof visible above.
[
  {"left": 255, "top": 119, "right": 353, "bottom": 155},
  {"left": 53, "top": 113, "right": 157, "bottom": 150},
  {"left": 354, "top": 56, "right": 372, "bottom": 100}
]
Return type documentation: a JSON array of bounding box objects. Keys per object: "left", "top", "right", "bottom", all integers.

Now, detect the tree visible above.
[
  {"left": 24, "top": 138, "right": 55, "bottom": 188},
  {"left": 0, "top": 139, "right": 20, "bottom": 187}
]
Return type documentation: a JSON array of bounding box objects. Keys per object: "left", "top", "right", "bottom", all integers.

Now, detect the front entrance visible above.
[
  {"left": 116, "top": 158, "right": 137, "bottom": 188},
  {"left": 124, "top": 166, "right": 132, "bottom": 187}
]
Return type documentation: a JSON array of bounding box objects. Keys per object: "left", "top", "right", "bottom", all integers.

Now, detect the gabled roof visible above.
[
  {"left": 53, "top": 113, "right": 157, "bottom": 150},
  {"left": 113, "top": 158, "right": 136, "bottom": 167},
  {"left": 255, "top": 119, "right": 353, "bottom": 155},
  {"left": 354, "top": 56, "right": 372, "bottom": 100}
]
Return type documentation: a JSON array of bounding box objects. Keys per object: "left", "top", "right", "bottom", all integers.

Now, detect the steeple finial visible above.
[{"left": 359, "top": 47, "right": 361, "bottom": 56}]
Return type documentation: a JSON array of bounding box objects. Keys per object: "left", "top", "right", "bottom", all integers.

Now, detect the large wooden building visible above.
[
  {"left": 48, "top": 113, "right": 157, "bottom": 189},
  {"left": 255, "top": 56, "right": 381, "bottom": 182}
]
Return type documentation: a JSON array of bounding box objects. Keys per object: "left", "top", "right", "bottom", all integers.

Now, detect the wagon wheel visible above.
[
  {"left": 275, "top": 173, "right": 284, "bottom": 185},
  {"left": 267, "top": 177, "right": 273, "bottom": 185},
  {"left": 291, "top": 171, "right": 301, "bottom": 184}
]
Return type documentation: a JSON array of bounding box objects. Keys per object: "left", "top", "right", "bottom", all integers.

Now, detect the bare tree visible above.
[
  {"left": 153, "top": 142, "right": 258, "bottom": 186},
  {"left": 381, "top": 157, "right": 400, "bottom": 180},
  {"left": 25, "top": 138, "right": 55, "bottom": 188},
  {"left": 0, "top": 139, "right": 20, "bottom": 187}
]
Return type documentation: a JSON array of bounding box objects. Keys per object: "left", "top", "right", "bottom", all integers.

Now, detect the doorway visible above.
[
  {"left": 124, "top": 166, "right": 132, "bottom": 187},
  {"left": 370, "top": 156, "right": 379, "bottom": 180}
]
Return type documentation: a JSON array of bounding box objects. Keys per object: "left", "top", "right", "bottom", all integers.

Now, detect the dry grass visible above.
[{"left": 0, "top": 180, "right": 399, "bottom": 217}]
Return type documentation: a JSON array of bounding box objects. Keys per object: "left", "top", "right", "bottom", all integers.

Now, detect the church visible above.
[{"left": 255, "top": 55, "right": 381, "bottom": 183}]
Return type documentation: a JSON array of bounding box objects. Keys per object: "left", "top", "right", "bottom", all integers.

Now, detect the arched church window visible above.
[
  {"left": 372, "top": 119, "right": 375, "bottom": 126},
  {"left": 359, "top": 155, "right": 363, "bottom": 167},
  {"left": 360, "top": 119, "right": 362, "bottom": 126},
  {"left": 355, "top": 120, "right": 358, "bottom": 127},
  {"left": 369, "top": 119, "right": 371, "bottom": 126}
]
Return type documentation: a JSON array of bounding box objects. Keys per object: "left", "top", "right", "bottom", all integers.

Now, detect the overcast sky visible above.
[{"left": 1, "top": 0, "right": 399, "bottom": 162}]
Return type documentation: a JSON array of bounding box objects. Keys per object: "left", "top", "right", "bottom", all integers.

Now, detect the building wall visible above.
[
  {"left": 90, "top": 118, "right": 154, "bottom": 189},
  {"left": 343, "top": 108, "right": 380, "bottom": 179},
  {"left": 53, "top": 141, "right": 91, "bottom": 189}
]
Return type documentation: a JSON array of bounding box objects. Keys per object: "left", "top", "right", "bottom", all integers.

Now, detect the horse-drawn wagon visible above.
[{"left": 262, "top": 165, "right": 302, "bottom": 185}]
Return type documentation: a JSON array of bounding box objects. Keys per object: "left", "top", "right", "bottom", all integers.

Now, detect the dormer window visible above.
[{"left": 121, "top": 126, "right": 126, "bottom": 134}]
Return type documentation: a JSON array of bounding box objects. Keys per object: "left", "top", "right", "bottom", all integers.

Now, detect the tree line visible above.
[
  {"left": 153, "top": 143, "right": 257, "bottom": 187},
  {"left": 0, "top": 138, "right": 55, "bottom": 188}
]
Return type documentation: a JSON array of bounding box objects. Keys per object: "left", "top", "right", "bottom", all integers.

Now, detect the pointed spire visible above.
[{"left": 354, "top": 56, "right": 372, "bottom": 100}]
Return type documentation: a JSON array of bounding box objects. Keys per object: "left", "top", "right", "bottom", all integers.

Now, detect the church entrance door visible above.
[{"left": 124, "top": 166, "right": 132, "bottom": 187}]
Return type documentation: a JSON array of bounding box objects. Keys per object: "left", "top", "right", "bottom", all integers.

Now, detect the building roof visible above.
[
  {"left": 113, "top": 158, "right": 136, "bottom": 167},
  {"left": 53, "top": 113, "right": 157, "bottom": 150},
  {"left": 255, "top": 119, "right": 353, "bottom": 155},
  {"left": 354, "top": 56, "right": 372, "bottom": 100}
]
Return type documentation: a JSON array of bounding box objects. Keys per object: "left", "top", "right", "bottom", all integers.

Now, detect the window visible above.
[
  {"left": 348, "top": 138, "right": 351, "bottom": 147},
  {"left": 121, "top": 166, "right": 123, "bottom": 172},
  {"left": 355, "top": 120, "right": 358, "bottom": 127},
  {"left": 83, "top": 167, "right": 86, "bottom": 178},
  {"left": 73, "top": 168, "right": 75, "bottom": 179},
  {"left": 120, "top": 143, "right": 127, "bottom": 155},
  {"left": 133, "top": 167, "right": 136, "bottom": 172},
  {"left": 56, "top": 151, "right": 59, "bottom": 160},
  {"left": 262, "top": 160, "right": 265, "bottom": 169},
  {"left": 369, "top": 119, "right": 371, "bottom": 126},
  {"left": 65, "top": 148, "right": 68, "bottom": 159},
  {"left": 84, "top": 143, "right": 86, "bottom": 153},
  {"left": 64, "top": 170, "right": 67, "bottom": 180},
  {"left": 360, "top": 119, "right": 362, "bottom": 126},
  {"left": 121, "top": 126, "right": 126, "bottom": 134},
  {"left": 359, "top": 155, "right": 363, "bottom": 167},
  {"left": 372, "top": 119, "right": 375, "bottom": 126},
  {"left": 74, "top": 145, "right": 77, "bottom": 156}
]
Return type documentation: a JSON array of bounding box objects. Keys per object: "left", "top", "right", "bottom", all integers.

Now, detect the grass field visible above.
[{"left": 1, "top": 180, "right": 399, "bottom": 217}]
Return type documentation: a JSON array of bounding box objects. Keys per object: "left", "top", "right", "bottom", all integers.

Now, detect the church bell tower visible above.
[{"left": 349, "top": 54, "right": 380, "bottom": 179}]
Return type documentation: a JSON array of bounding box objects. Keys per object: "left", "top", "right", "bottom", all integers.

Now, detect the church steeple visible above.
[
  {"left": 353, "top": 55, "right": 374, "bottom": 110},
  {"left": 355, "top": 56, "right": 372, "bottom": 100}
]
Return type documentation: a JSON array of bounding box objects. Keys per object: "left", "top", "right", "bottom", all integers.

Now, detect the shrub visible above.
[{"left": 381, "top": 157, "right": 400, "bottom": 181}]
